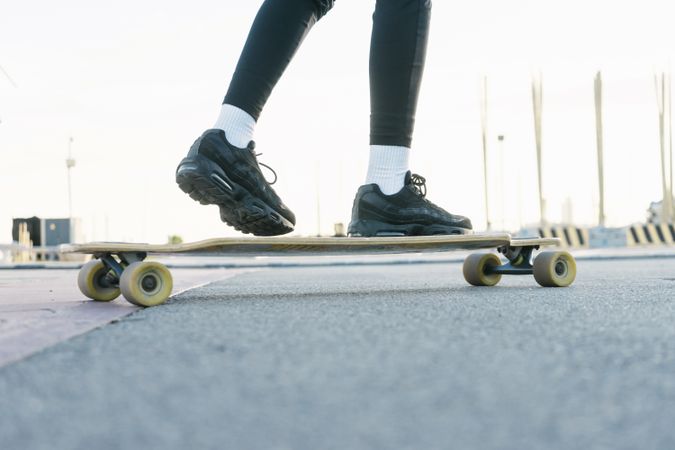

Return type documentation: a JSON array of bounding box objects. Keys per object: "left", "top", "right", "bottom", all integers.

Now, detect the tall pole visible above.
[
  {"left": 532, "top": 72, "right": 546, "bottom": 226},
  {"left": 498, "top": 135, "right": 506, "bottom": 230},
  {"left": 480, "top": 76, "right": 491, "bottom": 230},
  {"left": 669, "top": 73, "right": 674, "bottom": 222},
  {"left": 594, "top": 72, "right": 606, "bottom": 227},
  {"left": 66, "top": 137, "right": 76, "bottom": 220},
  {"left": 315, "top": 160, "right": 321, "bottom": 237},
  {"left": 655, "top": 73, "right": 673, "bottom": 224}
]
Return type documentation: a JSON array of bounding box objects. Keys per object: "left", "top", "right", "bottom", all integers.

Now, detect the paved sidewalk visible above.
[{"left": 0, "top": 267, "right": 245, "bottom": 366}]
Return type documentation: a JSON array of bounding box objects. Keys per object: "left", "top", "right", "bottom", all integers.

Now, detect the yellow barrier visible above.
[
  {"left": 528, "top": 224, "right": 674, "bottom": 248},
  {"left": 627, "top": 223, "right": 675, "bottom": 246},
  {"left": 537, "top": 226, "right": 590, "bottom": 248}
]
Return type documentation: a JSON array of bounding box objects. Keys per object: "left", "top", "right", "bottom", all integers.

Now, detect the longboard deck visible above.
[
  {"left": 71, "top": 234, "right": 573, "bottom": 307},
  {"left": 61, "top": 234, "right": 559, "bottom": 257}
]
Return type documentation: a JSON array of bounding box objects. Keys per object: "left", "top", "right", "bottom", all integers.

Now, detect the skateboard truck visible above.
[
  {"left": 78, "top": 251, "right": 172, "bottom": 307},
  {"left": 463, "top": 240, "right": 576, "bottom": 288},
  {"left": 490, "top": 242, "right": 539, "bottom": 276},
  {"left": 96, "top": 252, "right": 148, "bottom": 287}
]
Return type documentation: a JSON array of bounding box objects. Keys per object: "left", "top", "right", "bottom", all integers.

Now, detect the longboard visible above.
[{"left": 62, "top": 234, "right": 576, "bottom": 307}]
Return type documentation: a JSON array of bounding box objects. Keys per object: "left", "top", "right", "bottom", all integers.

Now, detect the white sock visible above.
[
  {"left": 213, "top": 104, "right": 256, "bottom": 148},
  {"left": 365, "top": 145, "right": 410, "bottom": 195}
]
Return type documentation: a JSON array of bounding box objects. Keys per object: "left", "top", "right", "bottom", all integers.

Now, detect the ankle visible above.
[
  {"left": 213, "top": 104, "right": 256, "bottom": 148},
  {"left": 365, "top": 145, "right": 410, "bottom": 195}
]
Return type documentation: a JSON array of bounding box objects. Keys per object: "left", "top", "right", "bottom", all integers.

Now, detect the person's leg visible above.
[
  {"left": 366, "top": 0, "right": 430, "bottom": 195},
  {"left": 225, "top": 0, "right": 335, "bottom": 122},
  {"left": 213, "top": 0, "right": 334, "bottom": 147},
  {"left": 214, "top": 0, "right": 335, "bottom": 147},
  {"left": 370, "top": 0, "right": 430, "bottom": 148},
  {"left": 351, "top": 0, "right": 472, "bottom": 236},
  {"left": 177, "top": 0, "right": 335, "bottom": 236}
]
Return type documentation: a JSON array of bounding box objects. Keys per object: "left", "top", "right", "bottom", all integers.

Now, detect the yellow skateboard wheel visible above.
[
  {"left": 533, "top": 251, "right": 576, "bottom": 287},
  {"left": 77, "top": 259, "right": 121, "bottom": 302},
  {"left": 463, "top": 253, "right": 502, "bottom": 286},
  {"left": 119, "top": 261, "right": 173, "bottom": 307}
]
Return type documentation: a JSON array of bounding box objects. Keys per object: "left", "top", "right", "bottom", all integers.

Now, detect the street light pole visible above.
[
  {"left": 594, "top": 72, "right": 606, "bottom": 227},
  {"left": 669, "top": 73, "right": 674, "bottom": 222},
  {"left": 655, "top": 72, "right": 673, "bottom": 224},
  {"left": 480, "top": 76, "right": 491, "bottom": 231},
  {"left": 315, "top": 159, "right": 321, "bottom": 237},
  {"left": 66, "top": 137, "right": 76, "bottom": 220},
  {"left": 498, "top": 135, "right": 506, "bottom": 230},
  {"left": 532, "top": 72, "right": 546, "bottom": 227}
]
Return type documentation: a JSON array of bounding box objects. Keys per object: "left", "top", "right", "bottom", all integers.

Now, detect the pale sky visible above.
[{"left": 1, "top": 0, "right": 674, "bottom": 243}]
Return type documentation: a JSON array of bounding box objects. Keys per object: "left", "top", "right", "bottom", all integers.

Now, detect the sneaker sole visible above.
[
  {"left": 348, "top": 219, "right": 472, "bottom": 237},
  {"left": 176, "top": 154, "right": 294, "bottom": 236}
]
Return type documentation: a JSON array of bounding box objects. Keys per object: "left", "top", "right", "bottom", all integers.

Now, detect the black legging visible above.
[{"left": 224, "top": 0, "right": 431, "bottom": 148}]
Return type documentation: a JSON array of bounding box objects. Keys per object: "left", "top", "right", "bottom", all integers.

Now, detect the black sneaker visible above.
[
  {"left": 175, "top": 129, "right": 295, "bottom": 236},
  {"left": 348, "top": 171, "right": 473, "bottom": 237}
]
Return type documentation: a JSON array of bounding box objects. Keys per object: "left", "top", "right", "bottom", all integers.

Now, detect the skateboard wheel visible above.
[
  {"left": 463, "top": 253, "right": 502, "bottom": 286},
  {"left": 119, "top": 261, "right": 173, "bottom": 307},
  {"left": 533, "top": 251, "right": 576, "bottom": 287},
  {"left": 77, "top": 259, "right": 121, "bottom": 302}
]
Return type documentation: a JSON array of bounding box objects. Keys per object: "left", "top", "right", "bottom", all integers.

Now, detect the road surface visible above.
[{"left": 1, "top": 256, "right": 675, "bottom": 449}]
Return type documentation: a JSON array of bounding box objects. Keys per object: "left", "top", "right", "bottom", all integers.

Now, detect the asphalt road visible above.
[{"left": 1, "top": 257, "right": 675, "bottom": 450}]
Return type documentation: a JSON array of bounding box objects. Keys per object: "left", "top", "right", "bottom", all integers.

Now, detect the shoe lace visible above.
[
  {"left": 252, "top": 151, "right": 278, "bottom": 185},
  {"left": 410, "top": 173, "right": 427, "bottom": 197},
  {"left": 409, "top": 173, "right": 448, "bottom": 214}
]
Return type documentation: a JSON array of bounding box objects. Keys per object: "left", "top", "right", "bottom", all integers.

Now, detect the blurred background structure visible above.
[{"left": 1, "top": 1, "right": 675, "bottom": 262}]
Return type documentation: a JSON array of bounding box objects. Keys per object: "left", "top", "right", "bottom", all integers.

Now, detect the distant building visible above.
[
  {"left": 11, "top": 217, "right": 83, "bottom": 260},
  {"left": 647, "top": 200, "right": 675, "bottom": 223},
  {"left": 12, "top": 217, "right": 41, "bottom": 245}
]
